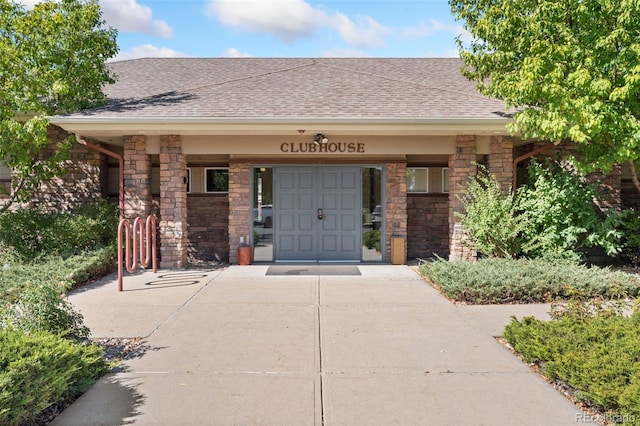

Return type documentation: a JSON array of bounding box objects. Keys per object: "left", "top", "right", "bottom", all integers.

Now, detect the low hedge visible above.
[
  {"left": 0, "top": 246, "right": 116, "bottom": 308},
  {"left": 0, "top": 329, "right": 109, "bottom": 426},
  {"left": 504, "top": 309, "right": 640, "bottom": 421},
  {"left": 418, "top": 257, "right": 640, "bottom": 304}
]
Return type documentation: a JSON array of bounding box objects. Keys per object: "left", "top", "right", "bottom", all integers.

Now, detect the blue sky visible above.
[{"left": 24, "top": 0, "right": 470, "bottom": 61}]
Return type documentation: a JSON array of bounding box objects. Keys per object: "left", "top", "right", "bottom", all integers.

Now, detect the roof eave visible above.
[{"left": 50, "top": 116, "right": 514, "bottom": 138}]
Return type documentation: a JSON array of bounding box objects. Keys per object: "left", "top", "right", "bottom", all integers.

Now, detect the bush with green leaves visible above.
[
  {"left": 1, "top": 279, "right": 89, "bottom": 343},
  {"left": 363, "top": 230, "right": 382, "bottom": 251},
  {"left": 0, "top": 329, "right": 108, "bottom": 426},
  {"left": 455, "top": 160, "right": 627, "bottom": 261},
  {"left": 455, "top": 164, "right": 524, "bottom": 258},
  {"left": 0, "top": 245, "right": 116, "bottom": 307},
  {"left": 517, "top": 159, "right": 624, "bottom": 260},
  {"left": 0, "top": 198, "right": 118, "bottom": 260},
  {"left": 419, "top": 257, "right": 640, "bottom": 304},
  {"left": 619, "top": 209, "right": 640, "bottom": 266},
  {"left": 504, "top": 304, "right": 640, "bottom": 420}
]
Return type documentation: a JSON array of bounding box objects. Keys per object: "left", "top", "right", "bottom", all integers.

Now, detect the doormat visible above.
[{"left": 266, "top": 265, "right": 361, "bottom": 276}]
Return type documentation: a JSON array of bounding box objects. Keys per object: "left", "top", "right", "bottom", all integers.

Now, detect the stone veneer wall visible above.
[
  {"left": 158, "top": 135, "right": 188, "bottom": 268},
  {"left": 384, "top": 162, "right": 407, "bottom": 263},
  {"left": 228, "top": 161, "right": 251, "bottom": 264},
  {"left": 27, "top": 126, "right": 105, "bottom": 212},
  {"left": 407, "top": 194, "right": 449, "bottom": 259},
  {"left": 187, "top": 194, "right": 230, "bottom": 262},
  {"left": 123, "top": 135, "right": 152, "bottom": 219},
  {"left": 487, "top": 136, "right": 513, "bottom": 192},
  {"left": 448, "top": 135, "right": 477, "bottom": 261}
]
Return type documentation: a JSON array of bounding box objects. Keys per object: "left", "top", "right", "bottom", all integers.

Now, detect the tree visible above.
[
  {"left": 450, "top": 0, "right": 640, "bottom": 192},
  {"left": 0, "top": 0, "right": 118, "bottom": 212}
]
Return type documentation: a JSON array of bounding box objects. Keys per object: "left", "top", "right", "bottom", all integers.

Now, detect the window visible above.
[
  {"left": 407, "top": 167, "right": 429, "bottom": 193},
  {"left": 205, "top": 168, "right": 229, "bottom": 193},
  {"left": 442, "top": 168, "right": 449, "bottom": 193}
]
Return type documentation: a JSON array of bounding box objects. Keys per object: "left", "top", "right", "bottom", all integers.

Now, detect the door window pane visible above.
[
  {"left": 252, "top": 167, "right": 273, "bottom": 262},
  {"left": 362, "top": 166, "right": 383, "bottom": 262}
]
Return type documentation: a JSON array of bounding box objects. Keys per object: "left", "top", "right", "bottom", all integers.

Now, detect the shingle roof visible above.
[{"left": 65, "top": 58, "right": 508, "bottom": 121}]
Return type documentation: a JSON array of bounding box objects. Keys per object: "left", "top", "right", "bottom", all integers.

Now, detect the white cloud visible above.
[
  {"left": 206, "top": 0, "right": 389, "bottom": 48},
  {"left": 18, "top": 0, "right": 173, "bottom": 38},
  {"left": 111, "top": 44, "right": 188, "bottom": 62},
  {"left": 207, "top": 0, "right": 325, "bottom": 43},
  {"left": 403, "top": 19, "right": 472, "bottom": 44},
  {"left": 225, "top": 48, "right": 254, "bottom": 58},
  {"left": 100, "top": 0, "right": 173, "bottom": 38},
  {"left": 331, "top": 13, "right": 390, "bottom": 48}
]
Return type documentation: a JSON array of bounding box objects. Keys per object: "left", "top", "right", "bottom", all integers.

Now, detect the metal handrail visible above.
[{"left": 117, "top": 215, "right": 157, "bottom": 291}]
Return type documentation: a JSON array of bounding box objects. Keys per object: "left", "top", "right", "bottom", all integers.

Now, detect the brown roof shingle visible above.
[{"left": 66, "top": 57, "right": 508, "bottom": 121}]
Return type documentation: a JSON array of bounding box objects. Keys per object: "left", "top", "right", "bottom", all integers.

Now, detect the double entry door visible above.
[{"left": 274, "top": 166, "right": 361, "bottom": 262}]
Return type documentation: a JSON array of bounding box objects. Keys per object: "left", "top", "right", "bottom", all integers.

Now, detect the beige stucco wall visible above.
[{"left": 142, "top": 135, "right": 493, "bottom": 157}]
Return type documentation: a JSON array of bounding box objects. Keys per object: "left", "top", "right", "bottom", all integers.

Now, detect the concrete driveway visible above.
[{"left": 52, "top": 265, "right": 586, "bottom": 425}]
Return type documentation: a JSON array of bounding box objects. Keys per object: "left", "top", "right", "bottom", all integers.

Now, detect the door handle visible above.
[{"left": 317, "top": 208, "right": 324, "bottom": 220}]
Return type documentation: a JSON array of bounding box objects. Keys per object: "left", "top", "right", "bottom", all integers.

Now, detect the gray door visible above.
[{"left": 274, "top": 166, "right": 361, "bottom": 262}]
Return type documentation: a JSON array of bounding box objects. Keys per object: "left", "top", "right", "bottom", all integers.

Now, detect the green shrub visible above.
[
  {"left": 454, "top": 160, "right": 627, "bottom": 261},
  {"left": 419, "top": 257, "right": 640, "bottom": 304},
  {"left": 455, "top": 164, "right": 523, "bottom": 258},
  {"left": 1, "top": 279, "right": 89, "bottom": 343},
  {"left": 363, "top": 230, "right": 381, "bottom": 251},
  {"left": 0, "top": 329, "right": 108, "bottom": 426},
  {"left": 0, "top": 199, "right": 117, "bottom": 260},
  {"left": 517, "top": 159, "right": 624, "bottom": 260},
  {"left": 504, "top": 306, "right": 640, "bottom": 420},
  {"left": 619, "top": 209, "right": 640, "bottom": 266},
  {"left": 0, "top": 246, "right": 117, "bottom": 307}
]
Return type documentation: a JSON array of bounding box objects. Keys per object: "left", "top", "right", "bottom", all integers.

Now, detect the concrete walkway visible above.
[{"left": 52, "top": 265, "right": 587, "bottom": 425}]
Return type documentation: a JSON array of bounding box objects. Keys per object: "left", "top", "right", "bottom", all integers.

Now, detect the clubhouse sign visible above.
[{"left": 280, "top": 142, "right": 366, "bottom": 153}]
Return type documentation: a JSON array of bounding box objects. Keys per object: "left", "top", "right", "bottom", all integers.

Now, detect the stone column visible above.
[
  {"left": 487, "top": 136, "right": 514, "bottom": 192},
  {"left": 384, "top": 162, "right": 407, "bottom": 263},
  {"left": 159, "top": 135, "right": 188, "bottom": 268},
  {"left": 449, "top": 135, "right": 477, "bottom": 261},
  {"left": 228, "top": 160, "right": 251, "bottom": 264},
  {"left": 123, "top": 135, "right": 152, "bottom": 219}
]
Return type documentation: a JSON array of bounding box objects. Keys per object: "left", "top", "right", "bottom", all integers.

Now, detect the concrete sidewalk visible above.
[{"left": 52, "top": 265, "right": 586, "bottom": 425}]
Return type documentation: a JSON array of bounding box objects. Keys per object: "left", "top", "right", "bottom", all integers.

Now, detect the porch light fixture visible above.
[{"left": 313, "top": 133, "right": 329, "bottom": 145}]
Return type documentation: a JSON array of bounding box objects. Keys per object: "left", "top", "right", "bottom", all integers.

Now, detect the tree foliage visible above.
[
  {"left": 0, "top": 0, "right": 117, "bottom": 211},
  {"left": 450, "top": 0, "right": 640, "bottom": 191}
]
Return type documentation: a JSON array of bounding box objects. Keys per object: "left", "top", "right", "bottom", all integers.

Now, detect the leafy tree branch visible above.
[
  {"left": 0, "top": 0, "right": 118, "bottom": 211},
  {"left": 450, "top": 0, "right": 640, "bottom": 192}
]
